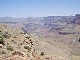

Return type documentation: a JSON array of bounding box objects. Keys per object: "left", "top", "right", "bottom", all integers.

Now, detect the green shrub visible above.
[
  {"left": 0, "top": 31, "right": 10, "bottom": 38},
  {"left": 7, "top": 46, "right": 13, "bottom": 51},
  {"left": 0, "top": 31, "right": 10, "bottom": 45},
  {"left": 13, "top": 36, "right": 17, "bottom": 38},
  {"left": 1, "top": 51, "right": 6, "bottom": 54},
  {"left": 3, "top": 34, "right": 10, "bottom": 38},
  {"left": 41, "top": 52, "right": 44, "bottom": 56},
  {"left": 24, "top": 46, "right": 30, "bottom": 50},
  {"left": 26, "top": 36, "right": 30, "bottom": 39},
  {"left": 0, "top": 36, "right": 5, "bottom": 45},
  {"left": 5, "top": 31, "right": 8, "bottom": 34}
]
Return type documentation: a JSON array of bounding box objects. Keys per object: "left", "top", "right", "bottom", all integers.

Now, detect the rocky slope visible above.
[
  {"left": 0, "top": 24, "right": 80, "bottom": 60},
  {"left": 0, "top": 24, "right": 71, "bottom": 60},
  {"left": 0, "top": 24, "right": 38, "bottom": 60}
]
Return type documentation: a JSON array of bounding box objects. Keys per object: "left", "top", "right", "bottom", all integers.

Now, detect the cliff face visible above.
[{"left": 73, "top": 14, "right": 80, "bottom": 24}]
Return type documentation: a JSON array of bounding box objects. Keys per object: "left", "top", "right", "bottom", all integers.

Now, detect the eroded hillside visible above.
[
  {"left": 0, "top": 16, "right": 80, "bottom": 60},
  {"left": 0, "top": 24, "right": 38, "bottom": 60},
  {"left": 0, "top": 24, "right": 73, "bottom": 60}
]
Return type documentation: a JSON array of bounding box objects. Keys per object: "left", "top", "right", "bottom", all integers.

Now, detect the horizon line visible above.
[{"left": 0, "top": 15, "right": 77, "bottom": 18}]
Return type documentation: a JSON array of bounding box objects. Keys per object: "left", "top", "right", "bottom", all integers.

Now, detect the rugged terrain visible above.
[
  {"left": 0, "top": 14, "right": 80, "bottom": 60},
  {"left": 0, "top": 24, "right": 71, "bottom": 60}
]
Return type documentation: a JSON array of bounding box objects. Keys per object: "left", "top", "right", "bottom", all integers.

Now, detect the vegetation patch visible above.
[
  {"left": 26, "top": 36, "right": 30, "bottom": 39},
  {"left": 0, "top": 36, "right": 5, "bottom": 45},
  {"left": 1, "top": 51, "right": 6, "bottom": 54},
  {"left": 7, "top": 46, "right": 13, "bottom": 51},
  {"left": 0, "top": 31, "right": 10, "bottom": 45},
  {"left": 2, "top": 31, "right": 10, "bottom": 38},
  {"left": 41, "top": 52, "right": 44, "bottom": 56},
  {"left": 24, "top": 46, "right": 30, "bottom": 50}
]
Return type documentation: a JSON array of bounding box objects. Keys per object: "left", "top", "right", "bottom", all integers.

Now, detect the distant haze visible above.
[{"left": 0, "top": 0, "right": 80, "bottom": 17}]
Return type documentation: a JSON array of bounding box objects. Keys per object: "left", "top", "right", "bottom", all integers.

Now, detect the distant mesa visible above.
[{"left": 72, "top": 14, "right": 80, "bottom": 24}]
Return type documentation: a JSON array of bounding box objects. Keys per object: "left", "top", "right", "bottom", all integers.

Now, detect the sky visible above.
[{"left": 0, "top": 0, "right": 80, "bottom": 17}]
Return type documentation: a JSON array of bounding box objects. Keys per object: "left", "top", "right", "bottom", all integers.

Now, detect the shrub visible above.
[
  {"left": 0, "top": 36, "right": 5, "bottom": 45},
  {"left": 41, "top": 52, "right": 44, "bottom": 56},
  {"left": 7, "top": 46, "right": 13, "bottom": 51},
  {"left": 12, "top": 51, "right": 24, "bottom": 56},
  {"left": 11, "top": 40, "right": 14, "bottom": 42},
  {"left": 78, "top": 38, "right": 80, "bottom": 42},
  {"left": 3, "top": 34, "right": 10, "bottom": 38},
  {"left": 13, "top": 36, "right": 17, "bottom": 38},
  {"left": 24, "top": 46, "right": 30, "bottom": 50},
  {"left": 3, "top": 31, "right": 11, "bottom": 38},
  {"left": 1, "top": 51, "right": 6, "bottom": 54},
  {"left": 5, "top": 31, "right": 8, "bottom": 34},
  {"left": 26, "top": 36, "right": 30, "bottom": 39}
]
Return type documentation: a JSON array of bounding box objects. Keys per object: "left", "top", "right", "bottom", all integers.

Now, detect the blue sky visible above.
[{"left": 0, "top": 0, "right": 80, "bottom": 17}]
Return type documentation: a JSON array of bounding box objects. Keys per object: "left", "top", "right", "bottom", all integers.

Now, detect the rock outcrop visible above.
[{"left": 72, "top": 14, "right": 80, "bottom": 24}]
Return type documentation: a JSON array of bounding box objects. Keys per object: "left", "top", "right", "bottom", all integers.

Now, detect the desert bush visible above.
[
  {"left": 13, "top": 36, "right": 17, "bottom": 38},
  {"left": 3, "top": 34, "right": 10, "bottom": 38},
  {"left": 41, "top": 52, "right": 44, "bottom": 56},
  {"left": 78, "top": 38, "right": 80, "bottom": 42},
  {"left": 24, "top": 46, "right": 30, "bottom": 50},
  {"left": 5, "top": 31, "right": 8, "bottom": 34},
  {"left": 20, "top": 32, "right": 26, "bottom": 34},
  {"left": 11, "top": 40, "right": 14, "bottom": 42},
  {"left": 7, "top": 46, "right": 13, "bottom": 51},
  {"left": 1, "top": 51, "right": 6, "bottom": 54},
  {"left": 0, "top": 31, "right": 10, "bottom": 38},
  {"left": 3, "top": 31, "right": 11, "bottom": 38},
  {"left": 12, "top": 51, "right": 24, "bottom": 56},
  {"left": 0, "top": 36, "right": 5, "bottom": 45},
  {"left": 26, "top": 36, "right": 30, "bottom": 39}
]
